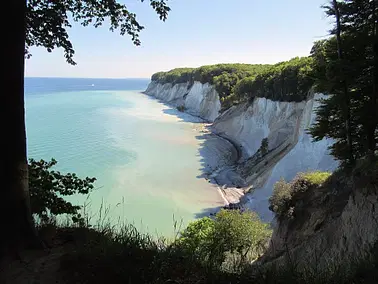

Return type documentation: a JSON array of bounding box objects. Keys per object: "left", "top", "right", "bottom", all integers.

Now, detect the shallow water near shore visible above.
[{"left": 25, "top": 78, "right": 226, "bottom": 237}]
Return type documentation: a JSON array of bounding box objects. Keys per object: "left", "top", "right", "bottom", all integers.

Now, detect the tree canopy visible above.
[
  {"left": 26, "top": 0, "right": 170, "bottom": 65},
  {"left": 150, "top": 58, "right": 315, "bottom": 107},
  {"left": 309, "top": 0, "right": 377, "bottom": 164},
  {"left": 176, "top": 210, "right": 271, "bottom": 271},
  {"left": 1, "top": 0, "right": 171, "bottom": 258}
]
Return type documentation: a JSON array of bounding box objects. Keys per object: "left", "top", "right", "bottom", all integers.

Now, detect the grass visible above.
[
  {"left": 302, "top": 171, "right": 332, "bottom": 185},
  {"left": 55, "top": 222, "right": 239, "bottom": 284},
  {"left": 48, "top": 221, "right": 378, "bottom": 284},
  {"left": 21, "top": 161, "right": 378, "bottom": 283}
]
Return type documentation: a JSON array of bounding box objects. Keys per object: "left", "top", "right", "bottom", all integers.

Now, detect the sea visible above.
[{"left": 25, "top": 77, "right": 224, "bottom": 237}]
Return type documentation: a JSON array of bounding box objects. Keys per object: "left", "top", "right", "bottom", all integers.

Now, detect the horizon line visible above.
[{"left": 25, "top": 76, "right": 151, "bottom": 80}]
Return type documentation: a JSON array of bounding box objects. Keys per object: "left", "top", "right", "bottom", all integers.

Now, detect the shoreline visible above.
[{"left": 142, "top": 91, "right": 248, "bottom": 208}]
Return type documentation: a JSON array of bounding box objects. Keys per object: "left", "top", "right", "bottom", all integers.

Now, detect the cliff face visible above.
[
  {"left": 212, "top": 94, "right": 338, "bottom": 222},
  {"left": 144, "top": 81, "right": 338, "bottom": 222},
  {"left": 145, "top": 81, "right": 221, "bottom": 122},
  {"left": 257, "top": 163, "right": 378, "bottom": 276}
]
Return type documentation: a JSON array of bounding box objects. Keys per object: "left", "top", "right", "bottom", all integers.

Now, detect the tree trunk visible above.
[
  {"left": 1, "top": 0, "right": 41, "bottom": 261},
  {"left": 333, "top": 0, "right": 355, "bottom": 163},
  {"left": 369, "top": 0, "right": 378, "bottom": 155}
]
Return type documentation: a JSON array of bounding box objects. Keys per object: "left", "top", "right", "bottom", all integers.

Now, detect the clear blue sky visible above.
[{"left": 25, "top": 0, "right": 332, "bottom": 79}]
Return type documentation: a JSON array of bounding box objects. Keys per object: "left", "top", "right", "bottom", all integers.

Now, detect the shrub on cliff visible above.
[
  {"left": 269, "top": 171, "right": 331, "bottom": 219},
  {"left": 177, "top": 105, "right": 186, "bottom": 112},
  {"left": 175, "top": 209, "right": 272, "bottom": 271}
]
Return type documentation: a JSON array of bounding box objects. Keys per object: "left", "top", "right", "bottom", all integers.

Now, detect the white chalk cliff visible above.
[
  {"left": 145, "top": 81, "right": 221, "bottom": 122},
  {"left": 145, "top": 81, "right": 338, "bottom": 222}
]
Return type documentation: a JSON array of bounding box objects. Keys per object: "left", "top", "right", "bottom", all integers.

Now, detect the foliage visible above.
[
  {"left": 191, "top": 64, "right": 271, "bottom": 99},
  {"left": 176, "top": 209, "right": 272, "bottom": 271},
  {"left": 269, "top": 171, "right": 331, "bottom": 219},
  {"left": 309, "top": 0, "right": 378, "bottom": 164},
  {"left": 26, "top": 0, "right": 171, "bottom": 64},
  {"left": 234, "top": 57, "right": 314, "bottom": 102},
  {"left": 269, "top": 178, "right": 293, "bottom": 218},
  {"left": 29, "top": 158, "right": 96, "bottom": 223},
  {"left": 302, "top": 171, "right": 332, "bottom": 185},
  {"left": 151, "top": 64, "right": 271, "bottom": 101},
  {"left": 175, "top": 217, "right": 215, "bottom": 259},
  {"left": 151, "top": 68, "right": 195, "bottom": 85},
  {"left": 176, "top": 105, "right": 186, "bottom": 112},
  {"left": 260, "top": 138, "right": 269, "bottom": 157},
  {"left": 211, "top": 209, "right": 272, "bottom": 270},
  {"left": 151, "top": 58, "right": 315, "bottom": 108},
  {"left": 58, "top": 212, "right": 378, "bottom": 283}
]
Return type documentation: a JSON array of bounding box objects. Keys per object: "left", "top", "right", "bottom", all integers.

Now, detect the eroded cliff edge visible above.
[
  {"left": 145, "top": 80, "right": 338, "bottom": 222},
  {"left": 255, "top": 161, "right": 378, "bottom": 277}
]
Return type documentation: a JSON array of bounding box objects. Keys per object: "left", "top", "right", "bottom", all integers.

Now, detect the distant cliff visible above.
[
  {"left": 144, "top": 60, "right": 338, "bottom": 223},
  {"left": 145, "top": 81, "right": 221, "bottom": 122}
]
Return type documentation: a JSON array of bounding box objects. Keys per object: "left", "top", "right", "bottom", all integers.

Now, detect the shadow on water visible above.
[
  {"left": 194, "top": 124, "right": 242, "bottom": 187},
  {"left": 194, "top": 206, "right": 225, "bottom": 219},
  {"left": 162, "top": 108, "right": 205, "bottom": 123},
  {"left": 143, "top": 93, "right": 205, "bottom": 123},
  {"left": 144, "top": 95, "right": 244, "bottom": 218}
]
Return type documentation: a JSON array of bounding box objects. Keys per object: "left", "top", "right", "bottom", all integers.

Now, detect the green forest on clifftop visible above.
[{"left": 151, "top": 57, "right": 314, "bottom": 107}]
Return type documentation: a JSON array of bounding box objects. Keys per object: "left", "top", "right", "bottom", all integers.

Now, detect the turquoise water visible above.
[{"left": 25, "top": 78, "right": 224, "bottom": 236}]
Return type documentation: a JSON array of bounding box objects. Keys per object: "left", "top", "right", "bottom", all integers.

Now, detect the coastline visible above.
[{"left": 141, "top": 91, "right": 248, "bottom": 208}]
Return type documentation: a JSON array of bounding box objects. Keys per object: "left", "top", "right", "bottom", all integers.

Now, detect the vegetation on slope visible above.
[
  {"left": 151, "top": 64, "right": 271, "bottom": 104},
  {"left": 12, "top": 157, "right": 375, "bottom": 284},
  {"left": 269, "top": 171, "right": 332, "bottom": 219},
  {"left": 17, "top": 164, "right": 375, "bottom": 284},
  {"left": 3, "top": 0, "right": 378, "bottom": 283}
]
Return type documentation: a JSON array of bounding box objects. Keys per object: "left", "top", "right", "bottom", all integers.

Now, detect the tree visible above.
[
  {"left": 176, "top": 217, "right": 215, "bottom": 260},
  {"left": 176, "top": 210, "right": 271, "bottom": 270},
  {"left": 260, "top": 138, "right": 269, "bottom": 157},
  {"left": 310, "top": 0, "right": 378, "bottom": 164},
  {"left": 326, "top": 0, "right": 355, "bottom": 163},
  {"left": 339, "top": 0, "right": 378, "bottom": 156},
  {"left": 1, "top": 0, "right": 170, "bottom": 260},
  {"left": 29, "top": 159, "right": 96, "bottom": 224}
]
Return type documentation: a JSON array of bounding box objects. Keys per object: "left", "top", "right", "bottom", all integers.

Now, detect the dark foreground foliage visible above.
[
  {"left": 29, "top": 158, "right": 96, "bottom": 223},
  {"left": 55, "top": 221, "right": 378, "bottom": 284}
]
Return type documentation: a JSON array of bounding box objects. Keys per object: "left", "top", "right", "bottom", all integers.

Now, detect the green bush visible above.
[
  {"left": 176, "top": 209, "right": 272, "bottom": 271},
  {"left": 269, "top": 171, "right": 331, "bottom": 219},
  {"left": 29, "top": 158, "right": 96, "bottom": 223},
  {"left": 260, "top": 138, "right": 269, "bottom": 157},
  {"left": 269, "top": 178, "right": 293, "bottom": 218},
  {"left": 176, "top": 105, "right": 186, "bottom": 112},
  {"left": 302, "top": 171, "right": 332, "bottom": 185},
  {"left": 175, "top": 217, "right": 215, "bottom": 259}
]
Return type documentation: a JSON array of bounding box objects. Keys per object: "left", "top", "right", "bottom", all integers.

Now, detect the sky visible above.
[{"left": 25, "top": 0, "right": 333, "bottom": 79}]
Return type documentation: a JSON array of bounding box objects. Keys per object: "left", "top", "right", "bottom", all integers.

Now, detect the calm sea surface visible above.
[{"left": 25, "top": 77, "right": 224, "bottom": 236}]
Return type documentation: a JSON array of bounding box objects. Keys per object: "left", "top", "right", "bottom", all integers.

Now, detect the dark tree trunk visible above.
[
  {"left": 1, "top": 0, "right": 41, "bottom": 261},
  {"left": 333, "top": 0, "right": 355, "bottom": 163},
  {"left": 369, "top": 0, "right": 378, "bottom": 155}
]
